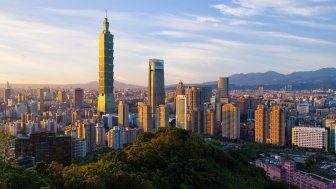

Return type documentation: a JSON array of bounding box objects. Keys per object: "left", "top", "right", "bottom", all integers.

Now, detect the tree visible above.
[{"left": 0, "top": 132, "right": 12, "bottom": 163}]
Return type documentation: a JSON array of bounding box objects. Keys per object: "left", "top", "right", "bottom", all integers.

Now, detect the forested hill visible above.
[{"left": 0, "top": 128, "right": 293, "bottom": 189}]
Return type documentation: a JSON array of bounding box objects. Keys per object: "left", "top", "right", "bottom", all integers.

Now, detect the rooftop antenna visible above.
[{"left": 105, "top": 9, "right": 107, "bottom": 18}]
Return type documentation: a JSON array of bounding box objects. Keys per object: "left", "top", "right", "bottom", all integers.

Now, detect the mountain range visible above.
[
  {"left": 1, "top": 81, "right": 143, "bottom": 89},
  {"left": 3, "top": 68, "right": 336, "bottom": 90},
  {"left": 177, "top": 68, "right": 336, "bottom": 90}
]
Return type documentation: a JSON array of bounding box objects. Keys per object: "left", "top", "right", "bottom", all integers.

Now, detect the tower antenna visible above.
[{"left": 105, "top": 9, "right": 107, "bottom": 18}]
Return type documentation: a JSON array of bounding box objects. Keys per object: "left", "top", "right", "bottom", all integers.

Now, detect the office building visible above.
[
  {"left": 95, "top": 123, "right": 105, "bottom": 146},
  {"left": 186, "top": 86, "right": 202, "bottom": 111},
  {"left": 137, "top": 102, "right": 153, "bottom": 132},
  {"left": 108, "top": 126, "right": 123, "bottom": 149},
  {"left": 17, "top": 93, "right": 26, "bottom": 104},
  {"left": 204, "top": 108, "right": 220, "bottom": 136},
  {"left": 30, "top": 101, "right": 38, "bottom": 116},
  {"left": 218, "top": 77, "right": 229, "bottom": 103},
  {"left": 102, "top": 114, "right": 114, "bottom": 128},
  {"left": 148, "top": 59, "right": 165, "bottom": 112},
  {"left": 37, "top": 88, "right": 44, "bottom": 102},
  {"left": 71, "top": 138, "right": 87, "bottom": 160},
  {"left": 57, "top": 90, "right": 67, "bottom": 103},
  {"left": 292, "top": 127, "right": 325, "bottom": 149},
  {"left": 3, "top": 81, "right": 11, "bottom": 106},
  {"left": 201, "top": 87, "right": 212, "bottom": 103},
  {"left": 176, "top": 95, "right": 188, "bottom": 130},
  {"left": 156, "top": 105, "right": 169, "bottom": 128},
  {"left": 97, "top": 15, "right": 116, "bottom": 114},
  {"left": 76, "top": 121, "right": 96, "bottom": 152},
  {"left": 176, "top": 80, "right": 185, "bottom": 96},
  {"left": 122, "top": 127, "right": 138, "bottom": 145},
  {"left": 222, "top": 103, "right": 240, "bottom": 139},
  {"left": 148, "top": 59, "right": 165, "bottom": 132},
  {"left": 74, "top": 88, "right": 84, "bottom": 108},
  {"left": 118, "top": 101, "right": 129, "bottom": 127}
]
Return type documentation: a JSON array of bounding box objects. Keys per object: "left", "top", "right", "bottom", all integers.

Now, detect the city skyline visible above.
[{"left": 0, "top": 0, "right": 335, "bottom": 85}]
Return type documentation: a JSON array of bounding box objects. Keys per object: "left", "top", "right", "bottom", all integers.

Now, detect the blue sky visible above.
[{"left": 0, "top": 0, "right": 335, "bottom": 85}]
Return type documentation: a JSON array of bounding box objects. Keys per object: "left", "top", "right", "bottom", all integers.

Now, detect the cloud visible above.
[
  {"left": 212, "top": 0, "right": 335, "bottom": 17},
  {"left": 258, "top": 31, "right": 335, "bottom": 45},
  {"left": 154, "top": 31, "right": 193, "bottom": 38},
  {"left": 196, "top": 16, "right": 220, "bottom": 23},
  {"left": 211, "top": 4, "right": 256, "bottom": 17}
]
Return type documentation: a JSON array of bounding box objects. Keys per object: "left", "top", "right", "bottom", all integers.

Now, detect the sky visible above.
[{"left": 0, "top": 0, "right": 335, "bottom": 86}]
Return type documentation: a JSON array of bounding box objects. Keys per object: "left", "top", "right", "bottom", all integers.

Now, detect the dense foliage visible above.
[{"left": 3, "top": 128, "right": 291, "bottom": 188}]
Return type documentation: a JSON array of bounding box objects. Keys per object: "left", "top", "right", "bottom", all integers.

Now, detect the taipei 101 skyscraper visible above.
[{"left": 97, "top": 13, "right": 116, "bottom": 114}]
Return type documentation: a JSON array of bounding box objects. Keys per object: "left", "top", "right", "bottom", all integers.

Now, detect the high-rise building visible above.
[
  {"left": 97, "top": 15, "right": 116, "bottom": 114},
  {"left": 74, "top": 88, "right": 84, "bottom": 108},
  {"left": 108, "top": 126, "right": 123, "bottom": 149},
  {"left": 57, "top": 90, "right": 67, "bottom": 103},
  {"left": 118, "top": 101, "right": 129, "bottom": 127},
  {"left": 95, "top": 123, "right": 105, "bottom": 146},
  {"left": 156, "top": 105, "right": 169, "bottom": 128},
  {"left": 255, "top": 104, "right": 285, "bottom": 146},
  {"left": 17, "top": 93, "right": 26, "bottom": 104},
  {"left": 71, "top": 138, "right": 87, "bottom": 160},
  {"left": 269, "top": 105, "right": 285, "bottom": 146},
  {"left": 37, "top": 88, "right": 44, "bottom": 102},
  {"left": 76, "top": 121, "right": 96, "bottom": 152},
  {"left": 148, "top": 59, "right": 165, "bottom": 129},
  {"left": 186, "top": 86, "right": 202, "bottom": 111},
  {"left": 30, "top": 101, "right": 38, "bottom": 116},
  {"left": 3, "top": 81, "right": 11, "bottom": 106},
  {"left": 218, "top": 77, "right": 229, "bottom": 104},
  {"left": 201, "top": 87, "right": 212, "bottom": 103},
  {"left": 137, "top": 102, "right": 153, "bottom": 132},
  {"left": 255, "top": 104, "right": 269, "bottom": 143},
  {"left": 204, "top": 108, "right": 220, "bottom": 136},
  {"left": 186, "top": 86, "right": 206, "bottom": 132},
  {"left": 175, "top": 80, "right": 185, "bottom": 96},
  {"left": 222, "top": 103, "right": 240, "bottom": 139},
  {"left": 176, "top": 95, "right": 188, "bottom": 130}
]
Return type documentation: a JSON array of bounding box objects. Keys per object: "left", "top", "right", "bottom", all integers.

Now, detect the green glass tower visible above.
[{"left": 97, "top": 15, "right": 116, "bottom": 114}]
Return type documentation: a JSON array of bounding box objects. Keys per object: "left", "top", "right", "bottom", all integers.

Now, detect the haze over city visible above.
[{"left": 0, "top": 0, "right": 335, "bottom": 85}]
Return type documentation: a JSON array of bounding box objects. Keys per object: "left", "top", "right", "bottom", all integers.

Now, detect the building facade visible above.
[
  {"left": 74, "top": 88, "right": 84, "bottom": 108},
  {"left": 137, "top": 102, "right": 153, "bottom": 132},
  {"left": 222, "top": 103, "right": 240, "bottom": 139},
  {"left": 218, "top": 77, "right": 229, "bottom": 103},
  {"left": 97, "top": 16, "right": 116, "bottom": 114},
  {"left": 292, "top": 127, "right": 325, "bottom": 149},
  {"left": 118, "top": 101, "right": 129, "bottom": 128},
  {"left": 176, "top": 95, "right": 188, "bottom": 130}
]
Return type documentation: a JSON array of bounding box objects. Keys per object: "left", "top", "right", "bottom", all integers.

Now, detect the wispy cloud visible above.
[
  {"left": 196, "top": 16, "right": 220, "bottom": 23},
  {"left": 212, "top": 0, "right": 335, "bottom": 17},
  {"left": 258, "top": 31, "right": 335, "bottom": 45}
]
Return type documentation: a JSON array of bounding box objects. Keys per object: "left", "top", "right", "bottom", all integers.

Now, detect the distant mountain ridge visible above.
[
  {"left": 3, "top": 68, "right": 336, "bottom": 90},
  {"left": 1, "top": 81, "right": 144, "bottom": 89},
  {"left": 173, "top": 68, "right": 336, "bottom": 90}
]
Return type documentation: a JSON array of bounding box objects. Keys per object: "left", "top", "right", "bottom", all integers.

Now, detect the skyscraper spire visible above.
[{"left": 103, "top": 10, "right": 109, "bottom": 31}]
